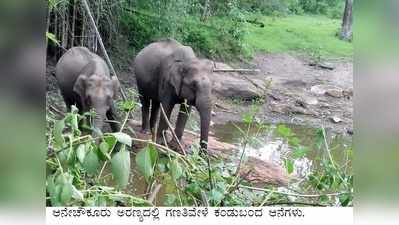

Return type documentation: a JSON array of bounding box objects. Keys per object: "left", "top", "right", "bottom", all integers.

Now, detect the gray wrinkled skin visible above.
[
  {"left": 55, "top": 47, "right": 120, "bottom": 133},
  {"left": 134, "top": 38, "right": 212, "bottom": 150}
]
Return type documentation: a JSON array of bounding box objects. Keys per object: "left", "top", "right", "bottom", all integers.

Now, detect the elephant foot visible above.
[
  {"left": 140, "top": 129, "right": 151, "bottom": 135},
  {"left": 167, "top": 139, "right": 187, "bottom": 154}
]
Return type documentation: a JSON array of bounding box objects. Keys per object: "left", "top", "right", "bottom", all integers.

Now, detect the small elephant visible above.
[
  {"left": 55, "top": 47, "right": 120, "bottom": 133},
  {"left": 134, "top": 38, "right": 212, "bottom": 150}
]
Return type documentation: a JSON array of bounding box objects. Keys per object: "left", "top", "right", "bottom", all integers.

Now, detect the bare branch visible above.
[{"left": 159, "top": 104, "right": 186, "bottom": 156}]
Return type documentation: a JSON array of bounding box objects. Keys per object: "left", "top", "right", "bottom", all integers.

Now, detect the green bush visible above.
[
  {"left": 119, "top": 1, "right": 247, "bottom": 61},
  {"left": 238, "top": 0, "right": 343, "bottom": 17},
  {"left": 299, "top": 0, "right": 344, "bottom": 17}
]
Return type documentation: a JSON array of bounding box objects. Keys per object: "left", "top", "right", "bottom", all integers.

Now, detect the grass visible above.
[{"left": 244, "top": 15, "right": 353, "bottom": 59}]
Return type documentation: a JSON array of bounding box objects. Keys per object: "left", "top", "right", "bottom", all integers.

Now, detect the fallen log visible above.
[
  {"left": 213, "top": 68, "right": 261, "bottom": 74},
  {"left": 308, "top": 62, "right": 335, "bottom": 70},
  {"left": 128, "top": 120, "right": 288, "bottom": 187}
]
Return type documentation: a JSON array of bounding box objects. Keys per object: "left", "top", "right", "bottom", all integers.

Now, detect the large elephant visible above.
[
  {"left": 134, "top": 38, "right": 212, "bottom": 150},
  {"left": 55, "top": 47, "right": 120, "bottom": 133}
]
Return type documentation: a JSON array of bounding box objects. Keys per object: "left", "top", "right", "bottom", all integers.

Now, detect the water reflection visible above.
[{"left": 212, "top": 122, "right": 350, "bottom": 179}]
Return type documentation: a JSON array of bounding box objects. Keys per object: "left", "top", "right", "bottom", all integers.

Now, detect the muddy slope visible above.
[{"left": 211, "top": 53, "right": 353, "bottom": 134}]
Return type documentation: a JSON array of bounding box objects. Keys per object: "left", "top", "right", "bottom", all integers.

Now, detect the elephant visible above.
[
  {"left": 133, "top": 38, "right": 212, "bottom": 151},
  {"left": 55, "top": 47, "right": 120, "bottom": 134}
]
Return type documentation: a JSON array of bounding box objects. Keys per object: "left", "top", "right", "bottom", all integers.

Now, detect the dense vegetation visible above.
[
  {"left": 47, "top": 0, "right": 351, "bottom": 63},
  {"left": 47, "top": 98, "right": 353, "bottom": 206}
]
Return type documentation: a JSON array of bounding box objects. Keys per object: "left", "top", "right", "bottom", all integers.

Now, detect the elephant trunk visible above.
[
  {"left": 196, "top": 95, "right": 211, "bottom": 151},
  {"left": 92, "top": 108, "right": 107, "bottom": 136}
]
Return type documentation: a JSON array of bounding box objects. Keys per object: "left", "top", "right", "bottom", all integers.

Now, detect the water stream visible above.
[{"left": 106, "top": 122, "right": 352, "bottom": 205}]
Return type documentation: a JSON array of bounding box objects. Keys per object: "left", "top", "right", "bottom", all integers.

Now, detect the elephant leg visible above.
[
  {"left": 149, "top": 100, "right": 160, "bottom": 136},
  {"left": 106, "top": 104, "right": 120, "bottom": 132},
  {"left": 61, "top": 93, "right": 73, "bottom": 112},
  {"left": 174, "top": 104, "right": 191, "bottom": 141},
  {"left": 140, "top": 96, "right": 150, "bottom": 133},
  {"left": 157, "top": 101, "right": 175, "bottom": 143}
]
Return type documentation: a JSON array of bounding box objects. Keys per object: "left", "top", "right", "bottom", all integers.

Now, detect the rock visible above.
[
  {"left": 330, "top": 116, "right": 342, "bottom": 123},
  {"left": 310, "top": 85, "right": 343, "bottom": 98},
  {"left": 209, "top": 61, "right": 263, "bottom": 100},
  {"left": 343, "top": 88, "right": 353, "bottom": 99},
  {"left": 295, "top": 95, "right": 318, "bottom": 108},
  {"left": 346, "top": 128, "right": 354, "bottom": 135},
  {"left": 326, "top": 89, "right": 343, "bottom": 98},
  {"left": 310, "top": 85, "right": 327, "bottom": 95},
  {"left": 128, "top": 119, "right": 288, "bottom": 186},
  {"left": 304, "top": 97, "right": 318, "bottom": 105}
]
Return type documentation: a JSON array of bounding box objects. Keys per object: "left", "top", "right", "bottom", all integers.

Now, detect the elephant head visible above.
[
  {"left": 168, "top": 59, "right": 212, "bottom": 150},
  {"left": 73, "top": 74, "right": 120, "bottom": 132}
]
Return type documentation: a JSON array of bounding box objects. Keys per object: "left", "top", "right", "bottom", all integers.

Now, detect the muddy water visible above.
[
  {"left": 107, "top": 122, "right": 351, "bottom": 205},
  {"left": 212, "top": 122, "right": 352, "bottom": 178}
]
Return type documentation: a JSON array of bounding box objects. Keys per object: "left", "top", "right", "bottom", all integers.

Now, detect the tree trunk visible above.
[
  {"left": 201, "top": 0, "right": 210, "bottom": 21},
  {"left": 340, "top": 0, "right": 353, "bottom": 41},
  {"left": 71, "top": 0, "right": 76, "bottom": 47},
  {"left": 62, "top": 6, "right": 69, "bottom": 49},
  {"left": 46, "top": 5, "right": 51, "bottom": 51},
  {"left": 81, "top": 6, "right": 86, "bottom": 46}
]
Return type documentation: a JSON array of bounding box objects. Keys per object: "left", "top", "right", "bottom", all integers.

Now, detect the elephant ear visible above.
[
  {"left": 111, "top": 76, "right": 120, "bottom": 99},
  {"left": 73, "top": 74, "right": 88, "bottom": 97},
  {"left": 169, "top": 61, "right": 187, "bottom": 96}
]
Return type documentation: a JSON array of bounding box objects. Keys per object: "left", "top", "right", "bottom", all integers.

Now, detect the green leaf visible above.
[
  {"left": 164, "top": 194, "right": 177, "bottom": 206},
  {"left": 110, "top": 146, "right": 131, "bottom": 188},
  {"left": 135, "top": 145, "right": 158, "bottom": 183},
  {"left": 53, "top": 119, "right": 65, "bottom": 148},
  {"left": 60, "top": 183, "right": 73, "bottom": 204},
  {"left": 71, "top": 185, "right": 84, "bottom": 201},
  {"left": 185, "top": 183, "right": 201, "bottom": 195},
  {"left": 242, "top": 113, "right": 253, "bottom": 124},
  {"left": 71, "top": 114, "right": 79, "bottom": 132},
  {"left": 285, "top": 159, "right": 294, "bottom": 174},
  {"left": 47, "top": 175, "right": 58, "bottom": 206},
  {"left": 67, "top": 147, "right": 76, "bottom": 166},
  {"left": 339, "top": 193, "right": 352, "bottom": 206},
  {"left": 288, "top": 137, "right": 300, "bottom": 146},
  {"left": 46, "top": 31, "right": 60, "bottom": 45},
  {"left": 57, "top": 150, "right": 68, "bottom": 166},
  {"left": 157, "top": 157, "right": 169, "bottom": 173},
  {"left": 104, "top": 136, "right": 117, "bottom": 149},
  {"left": 98, "top": 142, "right": 111, "bottom": 160},
  {"left": 209, "top": 189, "right": 224, "bottom": 203},
  {"left": 71, "top": 105, "right": 79, "bottom": 114},
  {"left": 319, "top": 194, "right": 329, "bottom": 203},
  {"left": 315, "top": 128, "right": 324, "bottom": 149},
  {"left": 169, "top": 160, "right": 183, "bottom": 181},
  {"left": 76, "top": 144, "right": 87, "bottom": 164},
  {"left": 292, "top": 146, "right": 308, "bottom": 159},
  {"left": 111, "top": 132, "right": 132, "bottom": 146},
  {"left": 53, "top": 184, "right": 63, "bottom": 206},
  {"left": 83, "top": 149, "right": 100, "bottom": 174},
  {"left": 96, "top": 195, "right": 108, "bottom": 206},
  {"left": 277, "top": 124, "right": 293, "bottom": 138}
]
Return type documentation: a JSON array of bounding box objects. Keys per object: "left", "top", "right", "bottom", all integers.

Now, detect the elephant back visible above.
[{"left": 55, "top": 47, "right": 95, "bottom": 94}]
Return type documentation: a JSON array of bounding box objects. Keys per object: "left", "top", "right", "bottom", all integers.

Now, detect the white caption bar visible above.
[{"left": 46, "top": 207, "right": 353, "bottom": 225}]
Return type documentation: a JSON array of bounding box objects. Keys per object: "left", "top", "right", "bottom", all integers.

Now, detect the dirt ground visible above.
[
  {"left": 211, "top": 53, "right": 353, "bottom": 135},
  {"left": 46, "top": 53, "right": 353, "bottom": 136}
]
